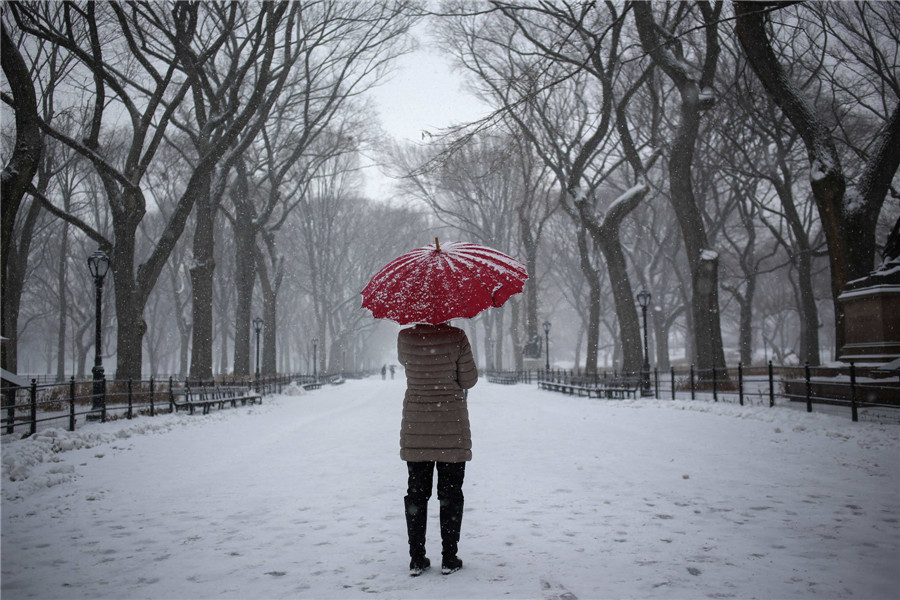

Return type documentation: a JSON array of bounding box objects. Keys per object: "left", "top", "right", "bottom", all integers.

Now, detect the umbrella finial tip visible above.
[{"left": 435, "top": 237, "right": 440, "bottom": 252}]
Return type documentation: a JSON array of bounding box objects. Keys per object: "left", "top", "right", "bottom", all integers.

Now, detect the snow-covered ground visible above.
[{"left": 2, "top": 378, "right": 898, "bottom": 599}]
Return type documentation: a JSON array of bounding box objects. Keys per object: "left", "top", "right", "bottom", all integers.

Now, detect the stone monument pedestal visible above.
[
  {"left": 523, "top": 358, "right": 544, "bottom": 371},
  {"left": 837, "top": 260, "right": 900, "bottom": 363}
]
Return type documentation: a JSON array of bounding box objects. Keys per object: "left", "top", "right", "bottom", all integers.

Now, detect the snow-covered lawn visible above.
[{"left": 2, "top": 378, "right": 898, "bottom": 599}]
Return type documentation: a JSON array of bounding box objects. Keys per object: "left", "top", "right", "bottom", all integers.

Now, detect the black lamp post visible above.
[
  {"left": 87, "top": 250, "right": 110, "bottom": 419},
  {"left": 637, "top": 289, "right": 652, "bottom": 396},
  {"left": 543, "top": 321, "right": 551, "bottom": 371},
  {"left": 313, "top": 337, "right": 319, "bottom": 381},
  {"left": 253, "top": 316, "right": 263, "bottom": 389}
]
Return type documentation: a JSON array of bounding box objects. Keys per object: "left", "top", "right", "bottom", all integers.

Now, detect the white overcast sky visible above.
[{"left": 362, "top": 27, "right": 490, "bottom": 199}]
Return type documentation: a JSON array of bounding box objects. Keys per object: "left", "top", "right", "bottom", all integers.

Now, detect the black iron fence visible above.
[
  {"left": 5, "top": 364, "right": 896, "bottom": 436},
  {"left": 487, "top": 362, "right": 900, "bottom": 424},
  {"left": 0, "top": 373, "right": 309, "bottom": 438}
]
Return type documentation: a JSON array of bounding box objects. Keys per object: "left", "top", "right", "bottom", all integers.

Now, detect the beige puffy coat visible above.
[{"left": 397, "top": 323, "right": 478, "bottom": 462}]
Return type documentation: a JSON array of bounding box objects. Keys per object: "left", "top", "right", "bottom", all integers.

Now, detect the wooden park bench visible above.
[
  {"left": 599, "top": 384, "right": 638, "bottom": 399},
  {"left": 487, "top": 373, "right": 518, "bottom": 385},
  {"left": 171, "top": 384, "right": 261, "bottom": 415},
  {"left": 538, "top": 379, "right": 604, "bottom": 398},
  {"left": 538, "top": 378, "right": 639, "bottom": 399}
]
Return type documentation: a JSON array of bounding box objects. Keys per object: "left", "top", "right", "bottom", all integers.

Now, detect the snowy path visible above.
[{"left": 2, "top": 378, "right": 898, "bottom": 599}]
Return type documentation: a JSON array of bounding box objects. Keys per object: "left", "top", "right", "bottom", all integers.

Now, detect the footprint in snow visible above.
[{"left": 541, "top": 578, "right": 578, "bottom": 600}]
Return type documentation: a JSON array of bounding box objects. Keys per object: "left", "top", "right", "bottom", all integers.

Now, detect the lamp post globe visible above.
[
  {"left": 542, "top": 321, "right": 551, "bottom": 371},
  {"left": 636, "top": 289, "right": 652, "bottom": 396},
  {"left": 87, "top": 250, "right": 110, "bottom": 419}
]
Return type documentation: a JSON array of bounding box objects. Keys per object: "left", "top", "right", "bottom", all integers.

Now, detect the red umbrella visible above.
[{"left": 361, "top": 238, "right": 529, "bottom": 325}]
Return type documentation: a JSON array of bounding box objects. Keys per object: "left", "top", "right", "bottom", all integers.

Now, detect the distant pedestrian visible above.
[
  {"left": 381, "top": 364, "right": 387, "bottom": 380},
  {"left": 389, "top": 364, "right": 396, "bottom": 380},
  {"left": 398, "top": 322, "right": 478, "bottom": 577}
]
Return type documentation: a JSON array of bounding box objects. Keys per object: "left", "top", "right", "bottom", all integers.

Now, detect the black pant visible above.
[
  {"left": 405, "top": 461, "right": 465, "bottom": 559},
  {"left": 406, "top": 461, "right": 465, "bottom": 506}
]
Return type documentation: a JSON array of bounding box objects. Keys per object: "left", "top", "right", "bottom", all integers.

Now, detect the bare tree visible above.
[
  {"left": 224, "top": 1, "right": 417, "bottom": 376},
  {"left": 734, "top": 1, "right": 900, "bottom": 355},
  {"left": 436, "top": 3, "right": 652, "bottom": 373},
  {"left": 632, "top": 1, "right": 728, "bottom": 376},
  {"left": 1, "top": 21, "right": 44, "bottom": 373},
  {"left": 9, "top": 2, "right": 299, "bottom": 379}
]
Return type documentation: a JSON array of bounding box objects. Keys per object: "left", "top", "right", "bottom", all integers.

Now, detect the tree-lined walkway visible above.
[{"left": 2, "top": 379, "right": 898, "bottom": 599}]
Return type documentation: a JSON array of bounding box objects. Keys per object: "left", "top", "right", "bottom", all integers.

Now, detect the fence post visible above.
[
  {"left": 690, "top": 364, "right": 695, "bottom": 400},
  {"left": 127, "top": 378, "right": 133, "bottom": 419},
  {"left": 4, "top": 384, "right": 14, "bottom": 435},
  {"left": 768, "top": 361, "right": 775, "bottom": 408},
  {"left": 738, "top": 362, "right": 744, "bottom": 406},
  {"left": 654, "top": 367, "right": 659, "bottom": 399},
  {"left": 805, "top": 362, "right": 812, "bottom": 413},
  {"left": 149, "top": 377, "right": 155, "bottom": 417},
  {"left": 69, "top": 376, "right": 76, "bottom": 431},
  {"left": 100, "top": 376, "right": 107, "bottom": 423},
  {"left": 29, "top": 379, "right": 37, "bottom": 436},
  {"left": 712, "top": 366, "right": 718, "bottom": 402},
  {"left": 670, "top": 367, "right": 676, "bottom": 400},
  {"left": 849, "top": 363, "right": 859, "bottom": 422},
  {"left": 168, "top": 376, "right": 174, "bottom": 412}
]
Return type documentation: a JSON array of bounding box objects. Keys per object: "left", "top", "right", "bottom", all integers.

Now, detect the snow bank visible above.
[{"left": 1, "top": 405, "right": 272, "bottom": 501}]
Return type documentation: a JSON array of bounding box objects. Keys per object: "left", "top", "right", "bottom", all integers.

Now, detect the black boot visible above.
[
  {"left": 440, "top": 497, "right": 464, "bottom": 574},
  {"left": 405, "top": 497, "right": 429, "bottom": 576}
]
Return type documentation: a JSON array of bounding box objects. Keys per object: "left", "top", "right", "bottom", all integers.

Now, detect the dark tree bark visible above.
[
  {"left": 231, "top": 160, "right": 257, "bottom": 377},
  {"left": 734, "top": 1, "right": 900, "bottom": 355},
  {"left": 1, "top": 22, "right": 43, "bottom": 372},
  {"left": 580, "top": 184, "right": 651, "bottom": 376},
  {"left": 632, "top": 1, "right": 728, "bottom": 376},
  {"left": 177, "top": 2, "right": 296, "bottom": 380}
]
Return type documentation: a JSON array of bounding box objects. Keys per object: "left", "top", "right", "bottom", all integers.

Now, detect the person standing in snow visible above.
[{"left": 397, "top": 322, "right": 478, "bottom": 576}]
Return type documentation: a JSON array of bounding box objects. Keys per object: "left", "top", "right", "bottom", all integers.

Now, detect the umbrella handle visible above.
[{"left": 435, "top": 237, "right": 441, "bottom": 252}]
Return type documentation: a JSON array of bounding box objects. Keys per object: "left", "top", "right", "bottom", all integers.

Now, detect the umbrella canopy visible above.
[{"left": 361, "top": 239, "right": 529, "bottom": 325}]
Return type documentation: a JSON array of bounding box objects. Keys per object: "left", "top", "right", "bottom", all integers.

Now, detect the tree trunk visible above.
[
  {"left": 737, "top": 288, "right": 753, "bottom": 366},
  {"left": 2, "top": 200, "right": 42, "bottom": 373},
  {"left": 652, "top": 312, "right": 671, "bottom": 371},
  {"left": 633, "top": 2, "right": 727, "bottom": 377},
  {"left": 510, "top": 297, "right": 523, "bottom": 370},
  {"left": 108, "top": 221, "right": 140, "bottom": 378},
  {"left": 495, "top": 309, "right": 506, "bottom": 371},
  {"left": 576, "top": 227, "right": 602, "bottom": 374},
  {"left": 232, "top": 233, "right": 256, "bottom": 375},
  {"left": 596, "top": 231, "right": 642, "bottom": 375},
  {"left": 55, "top": 221, "right": 70, "bottom": 381},
  {"left": 582, "top": 185, "right": 651, "bottom": 376},
  {"left": 735, "top": 3, "right": 900, "bottom": 357},
  {"left": 189, "top": 172, "right": 216, "bottom": 380},
  {"left": 518, "top": 207, "right": 540, "bottom": 345},
  {"left": 796, "top": 250, "right": 820, "bottom": 365},
  {"left": 262, "top": 286, "right": 277, "bottom": 375},
  {"left": 1, "top": 23, "right": 43, "bottom": 373}
]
